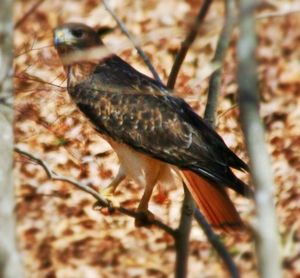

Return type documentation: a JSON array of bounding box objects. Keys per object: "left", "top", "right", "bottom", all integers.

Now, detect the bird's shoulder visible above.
[{"left": 90, "top": 55, "right": 168, "bottom": 96}]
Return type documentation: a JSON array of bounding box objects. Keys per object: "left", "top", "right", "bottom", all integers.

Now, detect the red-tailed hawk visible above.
[{"left": 53, "top": 23, "right": 252, "bottom": 230}]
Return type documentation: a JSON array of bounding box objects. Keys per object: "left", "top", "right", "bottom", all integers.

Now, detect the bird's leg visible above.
[
  {"left": 101, "top": 166, "right": 126, "bottom": 199},
  {"left": 94, "top": 167, "right": 126, "bottom": 212},
  {"left": 135, "top": 182, "right": 156, "bottom": 227}
]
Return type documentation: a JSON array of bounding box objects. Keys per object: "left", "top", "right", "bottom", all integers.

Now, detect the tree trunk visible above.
[
  {"left": 237, "top": 1, "right": 281, "bottom": 277},
  {"left": 0, "top": 0, "right": 23, "bottom": 277}
]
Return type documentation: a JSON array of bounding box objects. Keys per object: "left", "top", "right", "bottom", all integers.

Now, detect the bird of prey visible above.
[{"left": 53, "top": 23, "right": 252, "bottom": 230}]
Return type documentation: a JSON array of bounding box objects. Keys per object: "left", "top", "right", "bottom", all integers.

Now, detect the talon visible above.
[
  {"left": 135, "top": 209, "right": 155, "bottom": 227},
  {"left": 100, "top": 186, "right": 119, "bottom": 208},
  {"left": 93, "top": 199, "right": 115, "bottom": 214},
  {"left": 93, "top": 200, "right": 104, "bottom": 210},
  {"left": 101, "top": 186, "right": 115, "bottom": 199}
]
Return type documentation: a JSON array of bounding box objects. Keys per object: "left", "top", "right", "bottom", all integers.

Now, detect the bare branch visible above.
[
  {"left": 15, "top": 44, "right": 53, "bottom": 58},
  {"left": 14, "top": 0, "right": 45, "bottom": 29},
  {"left": 174, "top": 186, "right": 195, "bottom": 278},
  {"left": 14, "top": 147, "right": 176, "bottom": 237},
  {"left": 237, "top": 1, "right": 281, "bottom": 278},
  {"left": 256, "top": 7, "right": 300, "bottom": 20},
  {"left": 102, "top": 0, "right": 162, "bottom": 84},
  {"left": 167, "top": 0, "right": 213, "bottom": 89},
  {"left": 204, "top": 0, "right": 236, "bottom": 127},
  {"left": 194, "top": 210, "right": 239, "bottom": 278},
  {"left": 14, "top": 73, "right": 66, "bottom": 90}
]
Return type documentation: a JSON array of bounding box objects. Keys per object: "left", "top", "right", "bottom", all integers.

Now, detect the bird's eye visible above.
[{"left": 71, "top": 29, "right": 84, "bottom": 38}]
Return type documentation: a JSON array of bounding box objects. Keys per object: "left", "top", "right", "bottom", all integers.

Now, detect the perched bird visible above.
[{"left": 53, "top": 23, "right": 253, "bottom": 230}]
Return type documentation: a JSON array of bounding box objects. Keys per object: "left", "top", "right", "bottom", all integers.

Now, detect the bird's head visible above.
[
  {"left": 53, "top": 23, "right": 114, "bottom": 84},
  {"left": 53, "top": 23, "right": 102, "bottom": 55}
]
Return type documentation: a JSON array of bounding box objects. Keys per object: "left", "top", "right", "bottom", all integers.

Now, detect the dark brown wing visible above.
[{"left": 69, "top": 55, "right": 252, "bottom": 197}]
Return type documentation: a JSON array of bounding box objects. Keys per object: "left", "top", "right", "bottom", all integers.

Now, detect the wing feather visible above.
[{"left": 68, "top": 55, "right": 252, "bottom": 196}]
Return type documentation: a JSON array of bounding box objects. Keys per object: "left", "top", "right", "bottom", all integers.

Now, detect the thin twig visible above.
[
  {"left": 237, "top": 1, "right": 281, "bottom": 278},
  {"left": 174, "top": 186, "right": 195, "bottom": 278},
  {"left": 14, "top": 0, "right": 45, "bottom": 29},
  {"left": 204, "top": 0, "right": 235, "bottom": 127},
  {"left": 15, "top": 45, "right": 53, "bottom": 58},
  {"left": 194, "top": 210, "right": 240, "bottom": 278},
  {"left": 102, "top": 0, "right": 162, "bottom": 84},
  {"left": 14, "top": 74, "right": 66, "bottom": 89},
  {"left": 14, "top": 147, "right": 176, "bottom": 237},
  {"left": 167, "top": 0, "right": 213, "bottom": 89},
  {"left": 256, "top": 7, "right": 300, "bottom": 20}
]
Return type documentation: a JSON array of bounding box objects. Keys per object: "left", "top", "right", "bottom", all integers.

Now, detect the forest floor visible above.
[{"left": 14, "top": 0, "right": 300, "bottom": 277}]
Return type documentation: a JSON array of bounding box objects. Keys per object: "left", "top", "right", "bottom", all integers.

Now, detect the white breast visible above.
[{"left": 108, "top": 139, "right": 180, "bottom": 189}]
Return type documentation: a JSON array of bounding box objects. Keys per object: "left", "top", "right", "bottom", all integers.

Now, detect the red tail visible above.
[{"left": 182, "top": 170, "right": 243, "bottom": 231}]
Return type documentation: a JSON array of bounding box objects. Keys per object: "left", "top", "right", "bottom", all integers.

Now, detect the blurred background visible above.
[{"left": 13, "top": 0, "right": 300, "bottom": 277}]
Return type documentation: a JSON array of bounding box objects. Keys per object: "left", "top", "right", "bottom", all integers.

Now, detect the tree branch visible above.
[
  {"left": 256, "top": 7, "right": 300, "bottom": 20},
  {"left": 194, "top": 210, "right": 240, "bottom": 278},
  {"left": 167, "top": 0, "right": 213, "bottom": 89},
  {"left": 237, "top": 1, "right": 281, "bottom": 278},
  {"left": 204, "top": 0, "right": 235, "bottom": 127},
  {"left": 14, "top": 147, "right": 176, "bottom": 237},
  {"left": 14, "top": 73, "right": 66, "bottom": 90},
  {"left": 174, "top": 186, "right": 195, "bottom": 278},
  {"left": 102, "top": 0, "right": 162, "bottom": 84}
]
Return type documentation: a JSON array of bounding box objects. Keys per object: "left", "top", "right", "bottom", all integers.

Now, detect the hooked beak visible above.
[
  {"left": 53, "top": 28, "right": 75, "bottom": 48},
  {"left": 53, "top": 29, "right": 65, "bottom": 47}
]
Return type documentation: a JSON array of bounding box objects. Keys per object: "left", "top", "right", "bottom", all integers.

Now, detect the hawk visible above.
[{"left": 53, "top": 23, "right": 252, "bottom": 230}]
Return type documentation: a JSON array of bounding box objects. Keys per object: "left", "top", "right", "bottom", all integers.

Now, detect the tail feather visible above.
[
  {"left": 181, "top": 170, "right": 243, "bottom": 232},
  {"left": 226, "top": 169, "right": 254, "bottom": 198}
]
